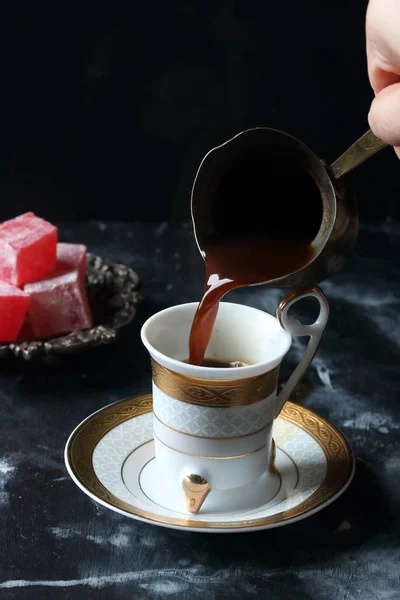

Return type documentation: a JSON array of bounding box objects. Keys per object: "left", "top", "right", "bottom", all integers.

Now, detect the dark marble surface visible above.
[{"left": 0, "top": 220, "right": 399, "bottom": 599}]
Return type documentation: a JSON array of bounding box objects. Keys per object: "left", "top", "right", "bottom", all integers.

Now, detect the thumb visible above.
[{"left": 368, "top": 83, "right": 400, "bottom": 156}]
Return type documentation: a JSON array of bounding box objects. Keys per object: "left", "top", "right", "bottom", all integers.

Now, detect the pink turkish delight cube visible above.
[
  {"left": 56, "top": 243, "right": 87, "bottom": 284},
  {"left": 0, "top": 283, "right": 30, "bottom": 341},
  {"left": 24, "top": 269, "right": 93, "bottom": 338},
  {"left": 0, "top": 212, "right": 57, "bottom": 286},
  {"left": 17, "top": 315, "right": 35, "bottom": 341}
]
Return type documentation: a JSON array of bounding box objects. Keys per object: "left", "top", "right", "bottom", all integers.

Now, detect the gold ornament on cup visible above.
[{"left": 182, "top": 474, "right": 211, "bottom": 514}]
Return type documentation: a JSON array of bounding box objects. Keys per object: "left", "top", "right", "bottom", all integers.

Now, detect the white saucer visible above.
[{"left": 65, "top": 394, "right": 354, "bottom": 533}]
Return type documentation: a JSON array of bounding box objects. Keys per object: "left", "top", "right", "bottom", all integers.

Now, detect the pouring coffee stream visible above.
[{"left": 189, "top": 128, "right": 386, "bottom": 366}]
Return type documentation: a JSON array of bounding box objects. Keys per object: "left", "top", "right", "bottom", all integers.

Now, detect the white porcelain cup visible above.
[{"left": 141, "top": 287, "right": 329, "bottom": 514}]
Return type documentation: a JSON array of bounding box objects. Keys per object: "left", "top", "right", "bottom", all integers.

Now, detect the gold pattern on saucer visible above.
[
  {"left": 268, "top": 438, "right": 278, "bottom": 475},
  {"left": 182, "top": 474, "right": 211, "bottom": 513},
  {"left": 151, "top": 360, "right": 279, "bottom": 407},
  {"left": 66, "top": 394, "right": 354, "bottom": 530}
]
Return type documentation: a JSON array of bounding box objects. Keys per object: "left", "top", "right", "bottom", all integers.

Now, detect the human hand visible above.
[{"left": 366, "top": 0, "right": 400, "bottom": 157}]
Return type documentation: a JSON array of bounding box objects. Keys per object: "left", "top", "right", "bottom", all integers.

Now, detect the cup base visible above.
[{"left": 138, "top": 454, "right": 289, "bottom": 515}]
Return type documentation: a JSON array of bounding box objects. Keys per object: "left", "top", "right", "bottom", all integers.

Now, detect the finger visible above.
[
  {"left": 368, "top": 82, "right": 400, "bottom": 145},
  {"left": 368, "top": 64, "right": 400, "bottom": 95},
  {"left": 366, "top": 0, "right": 400, "bottom": 92},
  {"left": 367, "top": 39, "right": 400, "bottom": 94}
]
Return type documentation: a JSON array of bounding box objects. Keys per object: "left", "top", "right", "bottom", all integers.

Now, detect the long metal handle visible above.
[{"left": 329, "top": 129, "right": 387, "bottom": 180}]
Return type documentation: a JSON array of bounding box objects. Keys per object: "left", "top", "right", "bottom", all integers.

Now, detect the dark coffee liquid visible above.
[
  {"left": 188, "top": 152, "right": 322, "bottom": 366},
  {"left": 184, "top": 358, "right": 248, "bottom": 367},
  {"left": 201, "top": 358, "right": 249, "bottom": 368}
]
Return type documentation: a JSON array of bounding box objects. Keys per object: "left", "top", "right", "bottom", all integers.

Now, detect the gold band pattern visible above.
[
  {"left": 151, "top": 360, "right": 279, "bottom": 407},
  {"left": 66, "top": 393, "right": 354, "bottom": 530}
]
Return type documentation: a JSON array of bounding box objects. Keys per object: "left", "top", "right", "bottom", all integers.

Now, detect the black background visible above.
[{"left": 0, "top": 2, "right": 398, "bottom": 224}]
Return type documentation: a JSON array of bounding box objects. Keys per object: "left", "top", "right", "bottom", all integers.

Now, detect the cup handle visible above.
[{"left": 274, "top": 286, "right": 329, "bottom": 417}]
